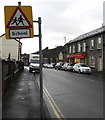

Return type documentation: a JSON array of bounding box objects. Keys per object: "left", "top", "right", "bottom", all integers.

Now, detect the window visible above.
[
  {"left": 83, "top": 42, "right": 86, "bottom": 52},
  {"left": 90, "top": 39, "right": 94, "bottom": 50},
  {"left": 78, "top": 43, "right": 81, "bottom": 52},
  {"left": 90, "top": 56, "right": 95, "bottom": 67},
  {"left": 97, "top": 37, "right": 102, "bottom": 49},
  {"left": 73, "top": 45, "right": 75, "bottom": 53},
  {"left": 69, "top": 46, "right": 72, "bottom": 53}
]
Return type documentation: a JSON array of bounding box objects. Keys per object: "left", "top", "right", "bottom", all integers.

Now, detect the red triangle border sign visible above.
[{"left": 6, "top": 7, "right": 32, "bottom": 29}]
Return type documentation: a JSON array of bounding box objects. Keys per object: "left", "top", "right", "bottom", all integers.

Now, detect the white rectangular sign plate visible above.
[{"left": 9, "top": 29, "right": 30, "bottom": 38}]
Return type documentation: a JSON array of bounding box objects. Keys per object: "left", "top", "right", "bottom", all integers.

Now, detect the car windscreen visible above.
[
  {"left": 30, "top": 60, "right": 39, "bottom": 63},
  {"left": 80, "top": 64, "right": 88, "bottom": 67},
  {"left": 69, "top": 64, "right": 75, "bottom": 66}
]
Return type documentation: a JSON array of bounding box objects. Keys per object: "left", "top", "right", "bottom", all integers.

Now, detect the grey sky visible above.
[{"left": 0, "top": 0, "right": 104, "bottom": 54}]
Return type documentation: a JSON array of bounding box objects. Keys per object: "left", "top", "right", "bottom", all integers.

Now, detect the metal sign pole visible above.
[
  {"left": 18, "top": 1, "right": 21, "bottom": 6},
  {"left": 34, "top": 18, "right": 43, "bottom": 118},
  {"left": 18, "top": 2, "right": 21, "bottom": 61},
  {"left": 33, "top": 17, "right": 43, "bottom": 119},
  {"left": 21, "top": 4, "right": 43, "bottom": 119},
  {"left": 38, "top": 17, "right": 43, "bottom": 118},
  {"left": 17, "top": 2, "right": 43, "bottom": 117}
]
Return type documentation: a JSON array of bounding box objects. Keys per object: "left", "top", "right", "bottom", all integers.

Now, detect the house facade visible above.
[
  {"left": 0, "top": 34, "right": 22, "bottom": 61},
  {"left": 66, "top": 27, "right": 104, "bottom": 72},
  {"left": 35, "top": 46, "right": 64, "bottom": 64}
]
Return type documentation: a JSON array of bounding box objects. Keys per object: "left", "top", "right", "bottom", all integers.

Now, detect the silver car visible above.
[
  {"left": 62, "top": 63, "right": 70, "bottom": 70},
  {"left": 66, "top": 63, "right": 75, "bottom": 71}
]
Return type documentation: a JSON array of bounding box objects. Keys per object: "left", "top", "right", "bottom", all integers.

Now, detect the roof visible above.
[
  {"left": 0, "top": 33, "right": 22, "bottom": 44},
  {"left": 0, "top": 34, "right": 5, "bottom": 38},
  {"left": 67, "top": 27, "right": 105, "bottom": 44}
]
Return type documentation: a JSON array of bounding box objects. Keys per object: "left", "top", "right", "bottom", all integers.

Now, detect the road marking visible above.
[
  {"left": 43, "top": 86, "right": 66, "bottom": 120},
  {"left": 34, "top": 75, "right": 66, "bottom": 119}
]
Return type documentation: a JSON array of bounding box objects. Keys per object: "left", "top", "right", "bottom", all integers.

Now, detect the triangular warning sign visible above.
[{"left": 6, "top": 7, "right": 32, "bottom": 28}]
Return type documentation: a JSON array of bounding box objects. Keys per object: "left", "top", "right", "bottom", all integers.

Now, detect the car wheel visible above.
[
  {"left": 29, "top": 68, "right": 32, "bottom": 73},
  {"left": 78, "top": 69, "right": 81, "bottom": 74},
  {"left": 73, "top": 69, "right": 75, "bottom": 72}
]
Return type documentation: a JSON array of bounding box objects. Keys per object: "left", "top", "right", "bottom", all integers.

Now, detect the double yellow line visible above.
[{"left": 43, "top": 86, "right": 66, "bottom": 120}]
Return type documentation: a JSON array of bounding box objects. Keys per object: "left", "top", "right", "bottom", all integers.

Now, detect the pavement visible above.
[
  {"left": 91, "top": 69, "right": 104, "bottom": 82},
  {"left": 2, "top": 67, "right": 51, "bottom": 120}
]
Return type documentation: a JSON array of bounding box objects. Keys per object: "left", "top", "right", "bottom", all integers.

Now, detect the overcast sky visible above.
[{"left": 0, "top": 0, "right": 104, "bottom": 54}]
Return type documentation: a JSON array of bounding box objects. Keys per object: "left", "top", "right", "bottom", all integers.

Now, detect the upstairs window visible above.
[
  {"left": 82, "top": 42, "right": 86, "bottom": 52},
  {"left": 73, "top": 45, "right": 75, "bottom": 53},
  {"left": 97, "top": 37, "right": 102, "bottom": 49},
  {"left": 69, "top": 46, "right": 72, "bottom": 54},
  {"left": 90, "top": 39, "right": 94, "bottom": 50},
  {"left": 78, "top": 43, "right": 81, "bottom": 52}
]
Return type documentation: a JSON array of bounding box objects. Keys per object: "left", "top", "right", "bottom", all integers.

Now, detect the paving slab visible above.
[{"left": 2, "top": 67, "right": 50, "bottom": 119}]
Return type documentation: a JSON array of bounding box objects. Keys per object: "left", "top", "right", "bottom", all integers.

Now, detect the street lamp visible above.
[{"left": 64, "top": 36, "right": 66, "bottom": 45}]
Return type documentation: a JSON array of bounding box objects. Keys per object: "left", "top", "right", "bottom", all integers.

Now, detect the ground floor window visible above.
[{"left": 90, "top": 56, "right": 95, "bottom": 67}]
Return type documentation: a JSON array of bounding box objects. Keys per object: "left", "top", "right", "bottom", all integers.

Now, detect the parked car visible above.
[
  {"left": 73, "top": 63, "right": 91, "bottom": 74},
  {"left": 51, "top": 63, "right": 56, "bottom": 68},
  {"left": 66, "top": 63, "right": 75, "bottom": 71},
  {"left": 62, "top": 63, "right": 69, "bottom": 70},
  {"left": 55, "top": 63, "right": 64, "bottom": 70},
  {"left": 46, "top": 64, "right": 53, "bottom": 68},
  {"left": 43, "top": 63, "right": 53, "bottom": 68},
  {"left": 43, "top": 64, "right": 48, "bottom": 68}
]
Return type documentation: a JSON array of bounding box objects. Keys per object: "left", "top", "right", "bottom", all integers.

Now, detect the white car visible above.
[
  {"left": 73, "top": 63, "right": 91, "bottom": 74},
  {"left": 46, "top": 64, "right": 53, "bottom": 68}
]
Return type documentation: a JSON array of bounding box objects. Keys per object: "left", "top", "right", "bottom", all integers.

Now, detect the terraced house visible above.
[
  {"left": 66, "top": 27, "right": 105, "bottom": 72},
  {"left": 0, "top": 34, "right": 22, "bottom": 60}
]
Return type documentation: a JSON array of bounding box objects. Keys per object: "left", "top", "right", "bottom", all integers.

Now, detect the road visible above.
[{"left": 40, "top": 68, "right": 103, "bottom": 119}]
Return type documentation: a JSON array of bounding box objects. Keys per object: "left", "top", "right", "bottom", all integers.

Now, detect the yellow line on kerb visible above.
[{"left": 43, "top": 86, "right": 66, "bottom": 120}]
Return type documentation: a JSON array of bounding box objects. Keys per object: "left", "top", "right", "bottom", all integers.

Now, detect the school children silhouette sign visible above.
[{"left": 4, "top": 6, "right": 34, "bottom": 39}]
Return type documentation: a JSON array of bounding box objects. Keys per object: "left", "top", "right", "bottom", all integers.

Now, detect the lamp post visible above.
[
  {"left": 63, "top": 37, "right": 67, "bottom": 63},
  {"left": 64, "top": 36, "right": 66, "bottom": 45}
]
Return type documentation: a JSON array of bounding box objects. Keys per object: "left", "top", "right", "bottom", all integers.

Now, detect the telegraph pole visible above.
[
  {"left": 102, "top": 26, "right": 105, "bottom": 74},
  {"left": 103, "top": 2, "right": 105, "bottom": 76}
]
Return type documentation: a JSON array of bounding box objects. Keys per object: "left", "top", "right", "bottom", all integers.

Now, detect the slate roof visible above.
[{"left": 67, "top": 27, "right": 105, "bottom": 44}]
